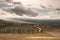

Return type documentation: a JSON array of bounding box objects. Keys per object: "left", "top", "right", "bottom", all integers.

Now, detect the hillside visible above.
[{"left": 0, "top": 20, "right": 60, "bottom": 34}]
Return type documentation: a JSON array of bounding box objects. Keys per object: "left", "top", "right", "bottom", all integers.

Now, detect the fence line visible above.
[{"left": 0, "top": 28, "right": 41, "bottom": 34}]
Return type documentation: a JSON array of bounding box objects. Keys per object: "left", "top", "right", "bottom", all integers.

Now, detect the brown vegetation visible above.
[{"left": 0, "top": 20, "right": 60, "bottom": 40}]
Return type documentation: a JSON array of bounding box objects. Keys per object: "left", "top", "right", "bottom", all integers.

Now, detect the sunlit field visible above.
[
  {"left": 0, "top": 20, "right": 60, "bottom": 40},
  {"left": 0, "top": 34, "right": 60, "bottom": 40}
]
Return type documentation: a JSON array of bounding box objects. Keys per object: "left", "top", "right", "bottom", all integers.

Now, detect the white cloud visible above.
[
  {"left": 0, "top": 0, "right": 60, "bottom": 19},
  {"left": 17, "top": 0, "right": 60, "bottom": 10}
]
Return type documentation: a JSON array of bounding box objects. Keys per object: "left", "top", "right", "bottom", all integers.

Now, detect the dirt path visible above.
[{"left": 46, "top": 31, "right": 60, "bottom": 37}]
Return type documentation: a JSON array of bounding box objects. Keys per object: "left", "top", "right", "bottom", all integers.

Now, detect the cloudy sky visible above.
[
  {"left": 13, "top": 0, "right": 60, "bottom": 9},
  {"left": 12, "top": 0, "right": 60, "bottom": 19},
  {"left": 0, "top": 0, "right": 60, "bottom": 19}
]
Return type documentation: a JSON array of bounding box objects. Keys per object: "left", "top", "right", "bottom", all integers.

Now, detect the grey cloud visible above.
[{"left": 5, "top": 6, "right": 38, "bottom": 17}]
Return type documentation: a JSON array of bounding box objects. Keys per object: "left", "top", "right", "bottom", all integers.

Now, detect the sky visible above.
[
  {"left": 0, "top": 0, "right": 60, "bottom": 25},
  {"left": 12, "top": 0, "right": 60, "bottom": 19},
  {"left": 13, "top": 0, "right": 60, "bottom": 9},
  {"left": 0, "top": 0, "right": 60, "bottom": 19}
]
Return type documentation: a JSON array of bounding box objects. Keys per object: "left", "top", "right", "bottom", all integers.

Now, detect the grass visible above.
[
  {"left": 0, "top": 34, "right": 60, "bottom": 40},
  {"left": 0, "top": 27, "right": 40, "bottom": 34},
  {"left": 0, "top": 20, "right": 60, "bottom": 40}
]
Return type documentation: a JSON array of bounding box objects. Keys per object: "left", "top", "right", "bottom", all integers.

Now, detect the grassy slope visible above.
[{"left": 0, "top": 20, "right": 60, "bottom": 40}]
